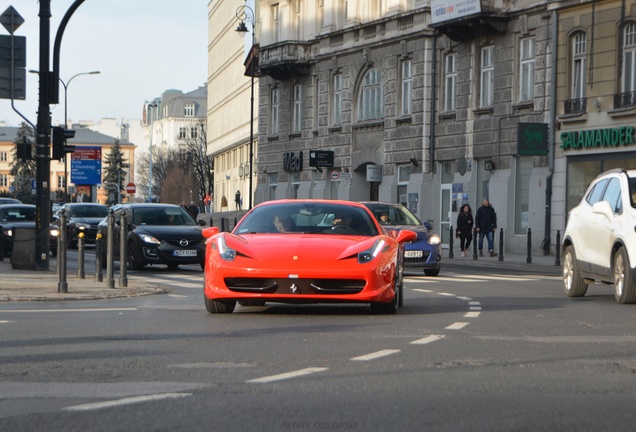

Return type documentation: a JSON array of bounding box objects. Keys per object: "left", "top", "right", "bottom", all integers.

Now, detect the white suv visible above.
[{"left": 562, "top": 169, "right": 636, "bottom": 304}]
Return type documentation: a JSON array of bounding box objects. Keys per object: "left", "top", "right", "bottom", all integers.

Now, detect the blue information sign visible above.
[{"left": 70, "top": 147, "right": 102, "bottom": 185}]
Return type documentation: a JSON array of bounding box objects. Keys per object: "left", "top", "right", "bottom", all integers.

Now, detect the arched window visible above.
[
  {"left": 358, "top": 68, "right": 383, "bottom": 121},
  {"left": 622, "top": 22, "right": 636, "bottom": 94},
  {"left": 571, "top": 31, "right": 587, "bottom": 100}
]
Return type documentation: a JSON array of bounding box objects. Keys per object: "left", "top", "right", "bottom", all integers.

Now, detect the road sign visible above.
[
  {"left": 0, "top": 6, "right": 24, "bottom": 35},
  {"left": 125, "top": 183, "right": 136, "bottom": 194},
  {"left": 330, "top": 170, "right": 340, "bottom": 180},
  {"left": 71, "top": 147, "right": 102, "bottom": 185}
]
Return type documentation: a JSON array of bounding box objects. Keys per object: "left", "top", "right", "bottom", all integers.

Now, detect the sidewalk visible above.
[
  {"left": 442, "top": 248, "right": 563, "bottom": 275},
  {"left": 0, "top": 257, "right": 170, "bottom": 302}
]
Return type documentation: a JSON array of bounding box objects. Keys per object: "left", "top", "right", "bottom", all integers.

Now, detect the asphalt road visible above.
[{"left": 1, "top": 255, "right": 635, "bottom": 431}]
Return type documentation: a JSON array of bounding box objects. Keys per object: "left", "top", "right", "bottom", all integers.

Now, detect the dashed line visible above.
[
  {"left": 410, "top": 335, "right": 445, "bottom": 345},
  {"left": 247, "top": 367, "right": 329, "bottom": 383},
  {"left": 464, "top": 312, "right": 481, "bottom": 318},
  {"left": 63, "top": 392, "right": 192, "bottom": 411},
  {"left": 350, "top": 349, "right": 401, "bottom": 361},
  {"left": 0, "top": 308, "right": 137, "bottom": 313},
  {"left": 446, "top": 322, "right": 469, "bottom": 330}
]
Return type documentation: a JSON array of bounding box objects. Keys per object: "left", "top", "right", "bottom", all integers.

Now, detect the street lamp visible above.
[
  {"left": 29, "top": 69, "right": 101, "bottom": 199},
  {"left": 236, "top": 1, "right": 255, "bottom": 210},
  {"left": 147, "top": 102, "right": 158, "bottom": 203}
]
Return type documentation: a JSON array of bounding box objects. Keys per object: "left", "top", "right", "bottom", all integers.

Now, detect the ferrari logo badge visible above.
[{"left": 290, "top": 284, "right": 298, "bottom": 293}]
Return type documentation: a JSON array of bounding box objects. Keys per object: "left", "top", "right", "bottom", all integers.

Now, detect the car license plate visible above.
[
  {"left": 174, "top": 250, "right": 197, "bottom": 257},
  {"left": 404, "top": 250, "right": 423, "bottom": 258}
]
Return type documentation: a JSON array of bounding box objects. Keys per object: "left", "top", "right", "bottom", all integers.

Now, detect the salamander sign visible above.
[{"left": 560, "top": 126, "right": 635, "bottom": 150}]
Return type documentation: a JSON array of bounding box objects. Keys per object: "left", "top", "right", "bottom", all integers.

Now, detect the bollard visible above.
[
  {"left": 448, "top": 226, "right": 454, "bottom": 259},
  {"left": 119, "top": 211, "right": 128, "bottom": 288},
  {"left": 221, "top": 217, "right": 227, "bottom": 232},
  {"left": 58, "top": 210, "right": 68, "bottom": 293},
  {"left": 106, "top": 209, "right": 115, "bottom": 288},
  {"left": 95, "top": 234, "right": 103, "bottom": 282},
  {"left": 555, "top": 230, "right": 561, "bottom": 267},
  {"left": 77, "top": 233, "right": 86, "bottom": 279},
  {"left": 472, "top": 228, "right": 478, "bottom": 260},
  {"left": 498, "top": 228, "right": 504, "bottom": 262},
  {"left": 526, "top": 227, "right": 532, "bottom": 264}
]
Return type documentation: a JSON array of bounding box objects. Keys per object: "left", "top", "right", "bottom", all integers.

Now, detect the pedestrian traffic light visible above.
[
  {"left": 51, "top": 126, "right": 76, "bottom": 160},
  {"left": 16, "top": 137, "right": 32, "bottom": 161}
]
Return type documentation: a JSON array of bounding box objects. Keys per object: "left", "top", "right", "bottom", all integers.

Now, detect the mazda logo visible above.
[{"left": 179, "top": 239, "right": 189, "bottom": 246}]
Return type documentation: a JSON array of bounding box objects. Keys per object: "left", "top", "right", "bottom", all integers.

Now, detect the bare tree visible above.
[
  {"left": 182, "top": 122, "right": 213, "bottom": 201},
  {"left": 161, "top": 166, "right": 198, "bottom": 205}
]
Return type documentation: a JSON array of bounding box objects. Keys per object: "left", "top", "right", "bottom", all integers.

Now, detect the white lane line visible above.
[
  {"left": 63, "top": 392, "right": 192, "bottom": 412},
  {"left": 407, "top": 276, "right": 485, "bottom": 283},
  {"left": 350, "top": 349, "right": 401, "bottom": 361},
  {"left": 457, "top": 296, "right": 473, "bottom": 301},
  {"left": 411, "top": 288, "right": 434, "bottom": 293},
  {"left": 0, "top": 308, "right": 137, "bottom": 313},
  {"left": 168, "top": 294, "right": 189, "bottom": 298},
  {"left": 446, "top": 322, "right": 469, "bottom": 330},
  {"left": 469, "top": 306, "right": 482, "bottom": 310},
  {"left": 469, "top": 301, "right": 481, "bottom": 306},
  {"left": 247, "top": 367, "right": 329, "bottom": 384},
  {"left": 410, "top": 335, "right": 445, "bottom": 345},
  {"left": 462, "top": 274, "right": 537, "bottom": 281},
  {"left": 437, "top": 292, "right": 456, "bottom": 297},
  {"left": 464, "top": 312, "right": 481, "bottom": 318}
]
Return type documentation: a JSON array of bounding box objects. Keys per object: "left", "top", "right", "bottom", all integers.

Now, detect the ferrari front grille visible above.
[{"left": 224, "top": 278, "right": 365, "bottom": 295}]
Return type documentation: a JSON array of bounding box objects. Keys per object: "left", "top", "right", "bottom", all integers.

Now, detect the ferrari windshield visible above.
[{"left": 234, "top": 202, "right": 380, "bottom": 236}]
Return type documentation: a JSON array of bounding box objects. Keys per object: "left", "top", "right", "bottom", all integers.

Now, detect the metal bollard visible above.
[
  {"left": 498, "top": 228, "right": 504, "bottom": 262},
  {"left": 77, "top": 233, "right": 85, "bottom": 279},
  {"left": 106, "top": 210, "right": 115, "bottom": 288},
  {"left": 473, "top": 228, "right": 478, "bottom": 260},
  {"left": 526, "top": 228, "right": 532, "bottom": 264},
  {"left": 119, "top": 211, "right": 128, "bottom": 288},
  {"left": 221, "top": 218, "right": 227, "bottom": 232},
  {"left": 555, "top": 230, "right": 561, "bottom": 267},
  {"left": 95, "top": 234, "right": 103, "bottom": 282},
  {"left": 58, "top": 211, "right": 68, "bottom": 293},
  {"left": 448, "top": 226, "right": 454, "bottom": 259}
]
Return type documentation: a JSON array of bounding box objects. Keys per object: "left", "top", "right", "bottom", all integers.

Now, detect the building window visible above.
[
  {"left": 519, "top": 38, "right": 535, "bottom": 102},
  {"left": 272, "top": 3, "right": 280, "bottom": 42},
  {"left": 293, "top": 84, "right": 302, "bottom": 133},
  {"left": 179, "top": 127, "right": 187, "bottom": 139},
  {"left": 293, "top": 0, "right": 302, "bottom": 40},
  {"left": 0, "top": 151, "right": 6, "bottom": 162},
  {"left": 57, "top": 175, "right": 65, "bottom": 189},
  {"left": 623, "top": 23, "right": 636, "bottom": 94},
  {"left": 269, "top": 172, "right": 278, "bottom": 201},
  {"left": 333, "top": 73, "right": 343, "bottom": 125},
  {"left": 358, "top": 68, "right": 383, "bottom": 121},
  {"left": 291, "top": 172, "right": 300, "bottom": 199},
  {"left": 444, "top": 53, "right": 456, "bottom": 112},
  {"left": 480, "top": 46, "right": 494, "bottom": 108},
  {"left": 572, "top": 32, "right": 587, "bottom": 99},
  {"left": 271, "top": 88, "right": 280, "bottom": 134},
  {"left": 397, "top": 165, "right": 411, "bottom": 206},
  {"left": 0, "top": 174, "right": 7, "bottom": 187},
  {"left": 191, "top": 127, "right": 198, "bottom": 140},
  {"left": 184, "top": 104, "right": 195, "bottom": 117},
  {"left": 401, "top": 60, "right": 413, "bottom": 116}
]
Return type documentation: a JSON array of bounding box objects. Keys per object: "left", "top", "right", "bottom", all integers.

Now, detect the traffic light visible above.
[
  {"left": 51, "top": 126, "right": 76, "bottom": 160},
  {"left": 16, "top": 136, "right": 32, "bottom": 161}
]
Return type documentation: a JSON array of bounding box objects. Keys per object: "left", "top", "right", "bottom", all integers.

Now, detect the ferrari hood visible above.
[{"left": 225, "top": 233, "right": 378, "bottom": 261}]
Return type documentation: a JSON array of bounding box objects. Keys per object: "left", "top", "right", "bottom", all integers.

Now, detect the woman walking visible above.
[{"left": 456, "top": 204, "right": 474, "bottom": 257}]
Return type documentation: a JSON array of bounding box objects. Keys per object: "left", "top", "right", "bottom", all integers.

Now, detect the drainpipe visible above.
[
  {"left": 428, "top": 33, "right": 438, "bottom": 171},
  {"left": 542, "top": 9, "right": 558, "bottom": 256}
]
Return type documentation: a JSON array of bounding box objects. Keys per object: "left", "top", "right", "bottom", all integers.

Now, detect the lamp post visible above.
[
  {"left": 147, "top": 102, "right": 158, "bottom": 203},
  {"left": 60, "top": 71, "right": 100, "bottom": 198},
  {"left": 236, "top": 1, "right": 255, "bottom": 210}
]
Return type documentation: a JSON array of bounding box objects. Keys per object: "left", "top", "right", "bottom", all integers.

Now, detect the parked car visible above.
[
  {"left": 361, "top": 201, "right": 442, "bottom": 276},
  {"left": 562, "top": 168, "right": 636, "bottom": 304},
  {"left": 201, "top": 199, "right": 417, "bottom": 314},
  {"left": 97, "top": 203, "right": 206, "bottom": 270},
  {"left": 0, "top": 198, "right": 22, "bottom": 205},
  {"left": 52, "top": 203, "right": 109, "bottom": 248},
  {"left": 0, "top": 204, "right": 59, "bottom": 257}
]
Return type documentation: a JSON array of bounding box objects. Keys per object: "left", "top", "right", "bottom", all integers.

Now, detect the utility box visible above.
[{"left": 10, "top": 228, "right": 36, "bottom": 270}]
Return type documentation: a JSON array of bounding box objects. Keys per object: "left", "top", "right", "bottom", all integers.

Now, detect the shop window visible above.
[{"left": 269, "top": 173, "right": 278, "bottom": 201}]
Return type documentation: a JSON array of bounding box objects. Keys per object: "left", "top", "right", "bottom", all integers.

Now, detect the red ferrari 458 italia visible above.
[{"left": 202, "top": 200, "right": 416, "bottom": 314}]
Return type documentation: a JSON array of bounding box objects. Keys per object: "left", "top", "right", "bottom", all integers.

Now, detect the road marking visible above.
[
  {"left": 469, "top": 306, "right": 482, "bottom": 310},
  {"left": 63, "top": 392, "right": 192, "bottom": 411},
  {"left": 464, "top": 312, "right": 481, "bottom": 318},
  {"left": 457, "top": 296, "right": 473, "bottom": 301},
  {"left": 446, "top": 322, "right": 469, "bottom": 330},
  {"left": 0, "top": 308, "right": 137, "bottom": 313},
  {"left": 411, "top": 289, "right": 433, "bottom": 293},
  {"left": 247, "top": 367, "right": 329, "bottom": 383},
  {"left": 168, "top": 294, "right": 189, "bottom": 298},
  {"left": 350, "top": 349, "right": 401, "bottom": 361},
  {"left": 410, "top": 335, "right": 445, "bottom": 345}
]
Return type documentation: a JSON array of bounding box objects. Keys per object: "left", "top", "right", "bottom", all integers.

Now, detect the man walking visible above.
[{"left": 475, "top": 197, "right": 498, "bottom": 257}]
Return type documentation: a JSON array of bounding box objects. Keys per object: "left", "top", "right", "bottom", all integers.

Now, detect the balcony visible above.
[
  {"left": 429, "top": 0, "right": 507, "bottom": 41},
  {"left": 258, "top": 41, "right": 312, "bottom": 81},
  {"left": 614, "top": 91, "right": 636, "bottom": 109},
  {"left": 564, "top": 98, "right": 587, "bottom": 115}
]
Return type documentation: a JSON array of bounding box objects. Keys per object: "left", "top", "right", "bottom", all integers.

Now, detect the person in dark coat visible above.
[
  {"left": 456, "top": 204, "right": 474, "bottom": 257},
  {"left": 187, "top": 201, "right": 199, "bottom": 219},
  {"left": 475, "top": 197, "right": 498, "bottom": 257}
]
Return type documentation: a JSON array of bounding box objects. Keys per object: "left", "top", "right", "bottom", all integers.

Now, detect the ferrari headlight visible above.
[
  {"left": 358, "top": 239, "right": 386, "bottom": 264},
  {"left": 217, "top": 236, "right": 236, "bottom": 261},
  {"left": 428, "top": 234, "right": 441, "bottom": 245},
  {"left": 139, "top": 234, "right": 161, "bottom": 244}
]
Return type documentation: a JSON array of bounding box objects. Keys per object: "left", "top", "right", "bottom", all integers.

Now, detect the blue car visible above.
[{"left": 361, "top": 201, "right": 441, "bottom": 276}]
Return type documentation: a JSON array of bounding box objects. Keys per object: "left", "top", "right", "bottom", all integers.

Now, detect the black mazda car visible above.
[
  {"left": 97, "top": 203, "right": 206, "bottom": 270},
  {"left": 0, "top": 204, "right": 59, "bottom": 257},
  {"left": 53, "top": 203, "right": 109, "bottom": 248}
]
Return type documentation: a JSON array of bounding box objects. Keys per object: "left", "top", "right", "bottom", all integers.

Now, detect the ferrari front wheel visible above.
[
  {"left": 370, "top": 283, "right": 398, "bottom": 314},
  {"left": 204, "top": 295, "right": 236, "bottom": 313}
]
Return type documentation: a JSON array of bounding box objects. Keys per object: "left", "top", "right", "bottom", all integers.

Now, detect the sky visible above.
[{"left": 1, "top": 0, "right": 208, "bottom": 127}]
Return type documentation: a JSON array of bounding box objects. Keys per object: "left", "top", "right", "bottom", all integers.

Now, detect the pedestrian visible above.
[
  {"left": 475, "top": 197, "right": 497, "bottom": 257},
  {"left": 204, "top": 193, "right": 211, "bottom": 213},
  {"left": 187, "top": 200, "right": 199, "bottom": 219},
  {"left": 456, "top": 204, "right": 473, "bottom": 257},
  {"left": 235, "top": 190, "right": 242, "bottom": 210}
]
